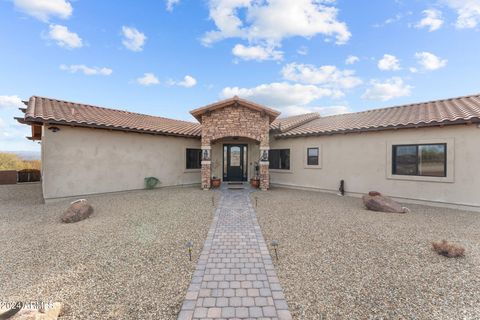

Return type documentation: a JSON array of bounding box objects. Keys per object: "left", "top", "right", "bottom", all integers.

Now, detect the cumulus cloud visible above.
[
  {"left": 137, "top": 73, "right": 160, "bottom": 86},
  {"left": 122, "top": 26, "right": 146, "bottom": 52},
  {"left": 166, "top": 0, "right": 180, "bottom": 11},
  {"left": 47, "top": 24, "right": 83, "bottom": 49},
  {"left": 378, "top": 54, "right": 401, "bottom": 71},
  {"left": 443, "top": 0, "right": 480, "bottom": 29},
  {"left": 222, "top": 82, "right": 342, "bottom": 107},
  {"left": 232, "top": 44, "right": 283, "bottom": 61},
  {"left": 362, "top": 77, "right": 412, "bottom": 101},
  {"left": 177, "top": 75, "right": 197, "bottom": 88},
  {"left": 414, "top": 51, "right": 447, "bottom": 71},
  {"left": 281, "top": 63, "right": 362, "bottom": 89},
  {"left": 282, "top": 105, "right": 350, "bottom": 117},
  {"left": 60, "top": 64, "right": 112, "bottom": 76},
  {"left": 345, "top": 55, "right": 359, "bottom": 65},
  {"left": 416, "top": 9, "right": 444, "bottom": 31},
  {"left": 202, "top": 0, "right": 350, "bottom": 61},
  {"left": 0, "top": 95, "right": 23, "bottom": 109},
  {"left": 13, "top": 0, "right": 72, "bottom": 22}
]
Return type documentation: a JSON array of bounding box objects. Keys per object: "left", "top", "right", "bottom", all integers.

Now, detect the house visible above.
[{"left": 16, "top": 94, "right": 480, "bottom": 211}]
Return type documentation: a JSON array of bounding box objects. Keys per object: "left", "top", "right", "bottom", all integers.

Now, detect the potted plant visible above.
[
  {"left": 250, "top": 162, "right": 260, "bottom": 188},
  {"left": 211, "top": 176, "right": 221, "bottom": 188}
]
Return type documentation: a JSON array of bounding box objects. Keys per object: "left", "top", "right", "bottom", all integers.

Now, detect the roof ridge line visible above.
[
  {"left": 31, "top": 95, "right": 199, "bottom": 125},
  {"left": 319, "top": 92, "right": 480, "bottom": 119}
]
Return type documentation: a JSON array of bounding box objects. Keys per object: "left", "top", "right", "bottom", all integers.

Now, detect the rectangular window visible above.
[
  {"left": 186, "top": 148, "right": 202, "bottom": 169},
  {"left": 392, "top": 144, "right": 446, "bottom": 177},
  {"left": 307, "top": 148, "right": 319, "bottom": 166},
  {"left": 269, "top": 149, "right": 290, "bottom": 170}
]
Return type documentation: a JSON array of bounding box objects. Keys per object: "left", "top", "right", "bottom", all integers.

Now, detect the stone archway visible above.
[{"left": 190, "top": 96, "right": 280, "bottom": 190}]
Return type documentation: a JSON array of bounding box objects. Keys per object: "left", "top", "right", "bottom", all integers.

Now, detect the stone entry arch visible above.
[{"left": 190, "top": 96, "right": 280, "bottom": 190}]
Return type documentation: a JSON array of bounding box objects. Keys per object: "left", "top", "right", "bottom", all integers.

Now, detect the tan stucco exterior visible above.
[
  {"left": 269, "top": 124, "right": 480, "bottom": 210},
  {"left": 41, "top": 125, "right": 201, "bottom": 199}
]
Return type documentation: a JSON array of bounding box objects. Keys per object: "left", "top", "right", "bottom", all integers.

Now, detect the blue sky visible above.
[{"left": 1, "top": 0, "right": 480, "bottom": 151}]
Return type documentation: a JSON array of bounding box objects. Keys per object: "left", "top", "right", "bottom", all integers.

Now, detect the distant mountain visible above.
[{"left": 1, "top": 150, "right": 41, "bottom": 160}]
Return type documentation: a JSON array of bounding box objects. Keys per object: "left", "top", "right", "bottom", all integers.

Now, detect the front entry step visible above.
[{"left": 227, "top": 182, "right": 245, "bottom": 189}]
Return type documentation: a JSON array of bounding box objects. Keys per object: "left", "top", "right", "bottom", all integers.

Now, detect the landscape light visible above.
[
  {"left": 271, "top": 240, "right": 279, "bottom": 260},
  {"left": 185, "top": 241, "right": 193, "bottom": 261}
]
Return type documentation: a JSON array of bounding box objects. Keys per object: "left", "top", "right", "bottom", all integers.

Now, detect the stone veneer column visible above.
[
  {"left": 201, "top": 145, "right": 211, "bottom": 190},
  {"left": 259, "top": 147, "right": 269, "bottom": 190}
]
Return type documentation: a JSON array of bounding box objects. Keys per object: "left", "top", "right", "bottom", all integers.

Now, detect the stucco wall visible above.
[
  {"left": 269, "top": 124, "right": 480, "bottom": 208},
  {"left": 42, "top": 125, "right": 201, "bottom": 199}
]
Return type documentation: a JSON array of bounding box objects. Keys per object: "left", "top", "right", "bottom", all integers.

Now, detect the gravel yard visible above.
[
  {"left": 0, "top": 183, "right": 216, "bottom": 319},
  {"left": 253, "top": 188, "right": 480, "bottom": 320}
]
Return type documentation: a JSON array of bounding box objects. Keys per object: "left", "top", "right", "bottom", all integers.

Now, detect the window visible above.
[
  {"left": 269, "top": 149, "right": 290, "bottom": 170},
  {"left": 186, "top": 148, "right": 202, "bottom": 169},
  {"left": 307, "top": 148, "right": 319, "bottom": 166},
  {"left": 392, "top": 144, "right": 446, "bottom": 177}
]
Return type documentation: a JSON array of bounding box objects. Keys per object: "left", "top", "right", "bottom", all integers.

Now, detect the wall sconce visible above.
[
  {"left": 261, "top": 150, "right": 269, "bottom": 161},
  {"left": 48, "top": 126, "right": 60, "bottom": 132},
  {"left": 202, "top": 149, "right": 211, "bottom": 161}
]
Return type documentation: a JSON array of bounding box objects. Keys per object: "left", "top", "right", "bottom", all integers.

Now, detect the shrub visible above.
[{"left": 432, "top": 240, "right": 465, "bottom": 258}]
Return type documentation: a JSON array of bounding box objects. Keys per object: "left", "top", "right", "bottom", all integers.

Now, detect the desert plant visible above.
[{"left": 432, "top": 240, "right": 465, "bottom": 258}]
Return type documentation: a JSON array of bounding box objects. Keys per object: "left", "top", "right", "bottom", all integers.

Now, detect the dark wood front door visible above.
[{"left": 223, "top": 144, "right": 247, "bottom": 181}]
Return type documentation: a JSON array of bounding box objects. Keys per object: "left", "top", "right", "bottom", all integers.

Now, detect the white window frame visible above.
[{"left": 386, "top": 138, "right": 454, "bottom": 183}]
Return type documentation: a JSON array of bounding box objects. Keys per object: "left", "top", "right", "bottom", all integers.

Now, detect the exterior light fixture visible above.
[
  {"left": 185, "top": 241, "right": 193, "bottom": 261},
  {"left": 271, "top": 240, "right": 279, "bottom": 260},
  {"left": 255, "top": 196, "right": 258, "bottom": 208},
  {"left": 48, "top": 126, "right": 60, "bottom": 132}
]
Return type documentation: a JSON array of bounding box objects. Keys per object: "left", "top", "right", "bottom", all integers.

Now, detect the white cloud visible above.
[
  {"left": 178, "top": 75, "right": 197, "bottom": 88},
  {"left": 345, "top": 55, "right": 359, "bottom": 65},
  {"left": 232, "top": 44, "right": 283, "bottom": 61},
  {"left": 297, "top": 46, "right": 308, "bottom": 55},
  {"left": 282, "top": 105, "right": 350, "bottom": 116},
  {"left": 122, "top": 26, "right": 146, "bottom": 52},
  {"left": 414, "top": 51, "right": 447, "bottom": 71},
  {"left": 60, "top": 64, "right": 112, "bottom": 76},
  {"left": 444, "top": 0, "right": 480, "bottom": 29},
  {"left": 362, "top": 77, "right": 412, "bottom": 101},
  {"left": 202, "top": 0, "right": 350, "bottom": 60},
  {"left": 222, "top": 82, "right": 342, "bottom": 108},
  {"left": 47, "top": 24, "right": 83, "bottom": 49},
  {"left": 137, "top": 73, "right": 160, "bottom": 86},
  {"left": 281, "top": 63, "right": 362, "bottom": 89},
  {"left": 13, "top": 0, "right": 72, "bottom": 22},
  {"left": 166, "top": 0, "right": 180, "bottom": 11},
  {"left": 416, "top": 9, "right": 444, "bottom": 31},
  {"left": 0, "top": 95, "right": 23, "bottom": 109},
  {"left": 377, "top": 54, "right": 401, "bottom": 71}
]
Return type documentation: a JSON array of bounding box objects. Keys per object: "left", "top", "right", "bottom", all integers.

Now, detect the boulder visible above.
[
  {"left": 61, "top": 199, "right": 93, "bottom": 223},
  {"left": 368, "top": 191, "right": 382, "bottom": 197},
  {"left": 362, "top": 195, "right": 409, "bottom": 214}
]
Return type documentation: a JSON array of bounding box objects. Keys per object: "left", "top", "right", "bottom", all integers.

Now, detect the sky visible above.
[{"left": 1, "top": 0, "right": 480, "bottom": 151}]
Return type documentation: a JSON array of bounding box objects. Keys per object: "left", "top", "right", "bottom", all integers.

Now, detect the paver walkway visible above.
[{"left": 178, "top": 188, "right": 292, "bottom": 320}]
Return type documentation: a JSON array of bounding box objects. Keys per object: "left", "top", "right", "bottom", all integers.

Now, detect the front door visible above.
[{"left": 223, "top": 144, "right": 247, "bottom": 181}]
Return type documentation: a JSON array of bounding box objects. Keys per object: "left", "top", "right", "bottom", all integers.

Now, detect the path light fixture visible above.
[
  {"left": 255, "top": 196, "right": 258, "bottom": 208},
  {"left": 271, "top": 240, "right": 279, "bottom": 261},
  {"left": 185, "top": 241, "right": 193, "bottom": 261},
  {"left": 212, "top": 195, "right": 215, "bottom": 207}
]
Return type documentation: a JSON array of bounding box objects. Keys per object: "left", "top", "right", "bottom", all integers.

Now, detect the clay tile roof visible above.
[
  {"left": 23, "top": 96, "right": 202, "bottom": 138},
  {"left": 190, "top": 96, "right": 281, "bottom": 123},
  {"left": 270, "top": 113, "right": 320, "bottom": 132},
  {"left": 277, "top": 93, "right": 480, "bottom": 138}
]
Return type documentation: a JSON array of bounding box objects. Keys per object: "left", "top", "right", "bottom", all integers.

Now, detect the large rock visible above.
[
  {"left": 61, "top": 199, "right": 93, "bottom": 223},
  {"left": 362, "top": 194, "right": 409, "bottom": 214}
]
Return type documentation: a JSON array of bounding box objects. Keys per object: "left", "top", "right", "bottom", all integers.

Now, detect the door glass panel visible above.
[
  {"left": 230, "top": 146, "right": 241, "bottom": 166},
  {"left": 223, "top": 146, "right": 227, "bottom": 177}
]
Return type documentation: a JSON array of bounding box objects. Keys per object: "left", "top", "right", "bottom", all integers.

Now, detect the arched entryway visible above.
[{"left": 190, "top": 96, "right": 280, "bottom": 190}]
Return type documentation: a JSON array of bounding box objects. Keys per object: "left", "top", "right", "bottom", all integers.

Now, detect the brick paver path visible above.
[{"left": 178, "top": 189, "right": 292, "bottom": 320}]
